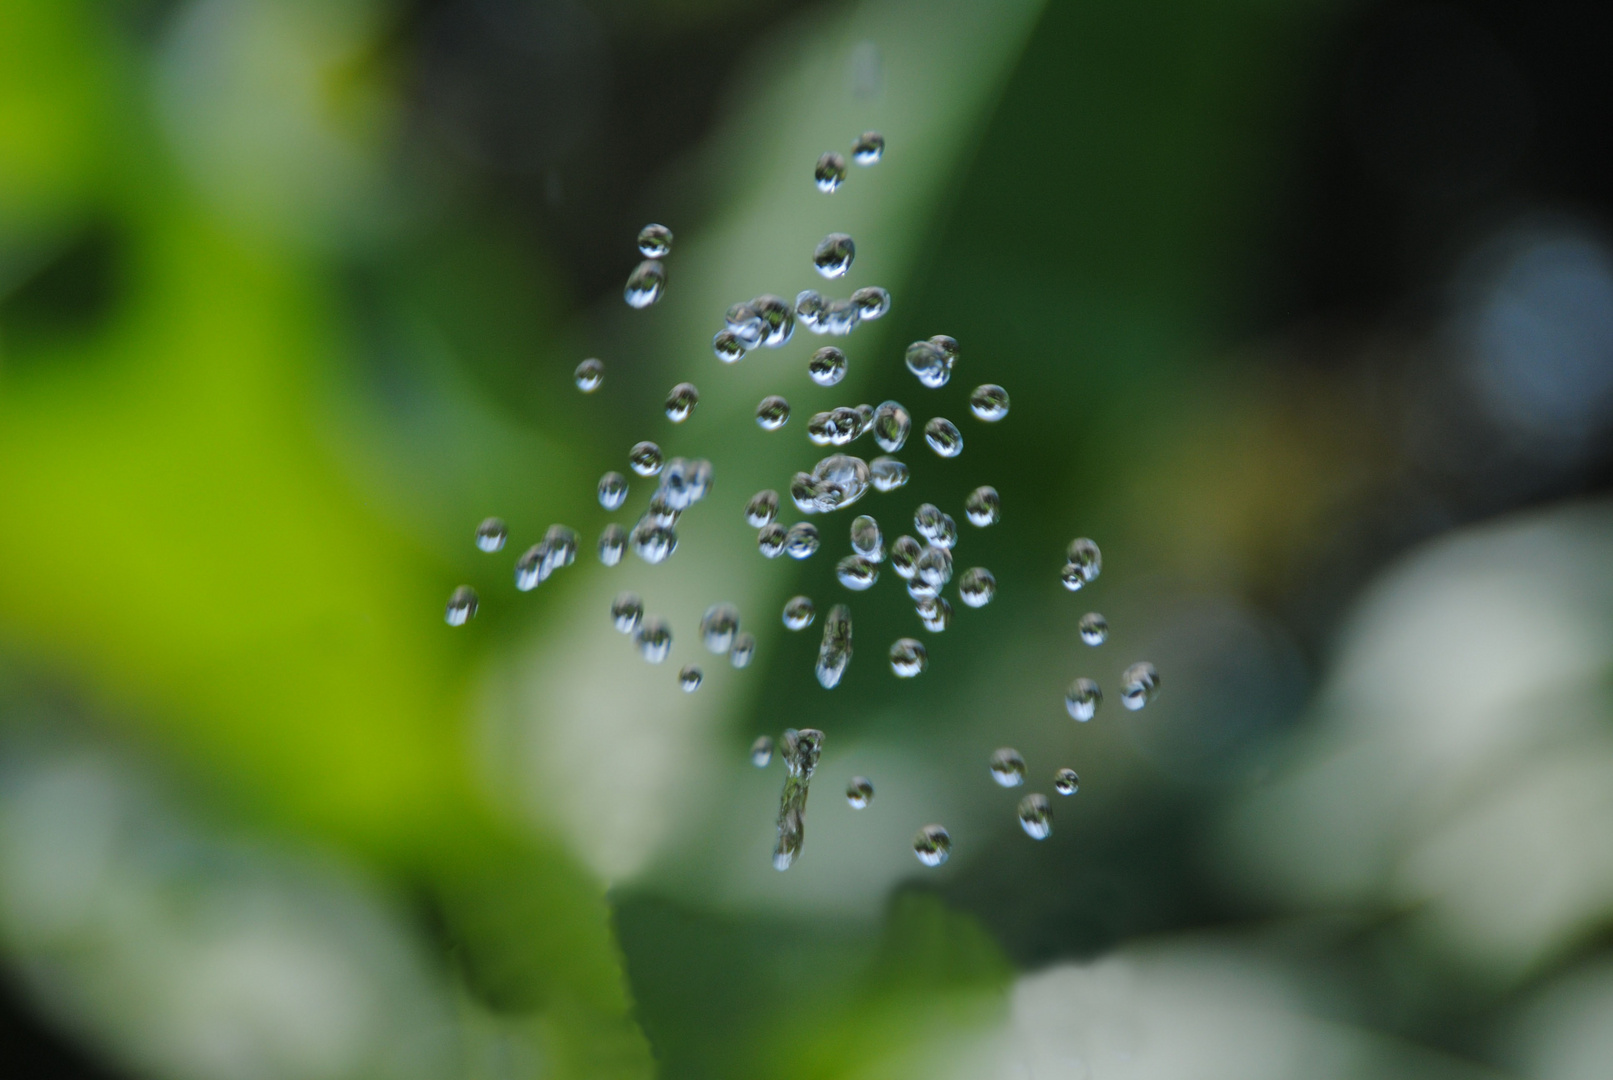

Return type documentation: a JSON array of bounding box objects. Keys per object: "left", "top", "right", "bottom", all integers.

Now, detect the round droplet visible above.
[
  {"left": 611, "top": 592, "right": 644, "bottom": 634},
  {"left": 964, "top": 486, "right": 1000, "bottom": 527},
  {"left": 814, "top": 151, "right": 847, "bottom": 192},
  {"left": 970, "top": 384, "right": 1010, "bottom": 421},
  {"left": 904, "top": 340, "right": 951, "bottom": 388},
  {"left": 809, "top": 454, "right": 871, "bottom": 511},
  {"left": 646, "top": 491, "right": 679, "bottom": 526},
  {"left": 665, "top": 382, "right": 698, "bottom": 422},
  {"left": 785, "top": 522, "right": 820, "bottom": 559},
  {"left": 445, "top": 586, "right": 478, "bottom": 626},
  {"left": 712, "top": 328, "right": 747, "bottom": 364},
  {"left": 630, "top": 519, "right": 678, "bottom": 564},
  {"left": 598, "top": 471, "right": 629, "bottom": 510},
  {"left": 852, "top": 131, "right": 885, "bottom": 165},
  {"left": 889, "top": 535, "right": 923, "bottom": 579},
  {"left": 823, "top": 298, "right": 858, "bottom": 336},
  {"left": 888, "top": 637, "right": 927, "bottom": 677},
  {"left": 629, "top": 442, "right": 664, "bottom": 477},
  {"left": 598, "top": 524, "right": 627, "bottom": 566},
  {"left": 837, "top": 555, "right": 879, "bottom": 591},
  {"left": 990, "top": 748, "right": 1026, "bottom": 787},
  {"left": 783, "top": 595, "right": 815, "bottom": 630},
  {"left": 678, "top": 664, "right": 703, "bottom": 692},
  {"left": 699, "top": 603, "right": 740, "bottom": 654},
  {"left": 1079, "top": 613, "right": 1108, "bottom": 646},
  {"left": 638, "top": 223, "right": 673, "bottom": 258},
  {"left": 745, "top": 490, "right": 779, "bottom": 528},
  {"left": 795, "top": 289, "right": 827, "bottom": 332},
  {"left": 750, "top": 294, "right": 795, "bottom": 348},
  {"left": 730, "top": 633, "right": 756, "bottom": 669},
  {"left": 756, "top": 396, "right": 790, "bottom": 430},
  {"left": 1066, "top": 538, "right": 1101, "bottom": 584},
  {"left": 789, "top": 472, "right": 817, "bottom": 513},
  {"left": 809, "top": 346, "right": 848, "bottom": 387},
  {"left": 574, "top": 358, "right": 604, "bottom": 392},
  {"left": 958, "top": 567, "right": 996, "bottom": 608},
  {"left": 757, "top": 523, "right": 787, "bottom": 558},
  {"left": 869, "top": 456, "right": 909, "bottom": 492},
  {"left": 624, "top": 260, "right": 665, "bottom": 308},
  {"left": 1054, "top": 768, "right": 1080, "bottom": 796},
  {"left": 750, "top": 736, "right": 774, "bottom": 767},
  {"left": 806, "top": 412, "right": 833, "bottom": 447},
  {"left": 635, "top": 618, "right": 672, "bottom": 663},
  {"left": 846, "top": 776, "right": 874, "bottom": 808},
  {"left": 515, "top": 543, "right": 548, "bottom": 590},
  {"left": 1065, "top": 678, "right": 1102, "bottom": 722},
  {"left": 915, "top": 595, "right": 952, "bottom": 633},
  {"left": 870, "top": 401, "right": 910, "bottom": 452},
  {"left": 1018, "top": 794, "right": 1052, "bottom": 840},
  {"left": 850, "top": 515, "right": 883, "bottom": 561},
  {"left": 913, "top": 504, "right": 957, "bottom": 549},
  {"left": 813, "top": 233, "right": 855, "bottom": 279},
  {"left": 851, "top": 286, "right": 890, "bottom": 320},
  {"left": 543, "top": 525, "right": 577, "bottom": 567},
  {"left": 475, "top": 517, "right": 507, "bottom": 552},
  {"left": 930, "top": 335, "right": 959, "bottom": 364},
  {"left": 1121, "top": 662, "right": 1160, "bottom": 711},
  {"left": 913, "top": 825, "right": 951, "bottom": 867},
  {"left": 924, "top": 417, "right": 963, "bottom": 458},
  {"left": 726, "top": 302, "right": 766, "bottom": 349},
  {"left": 1060, "top": 564, "right": 1086, "bottom": 591}
]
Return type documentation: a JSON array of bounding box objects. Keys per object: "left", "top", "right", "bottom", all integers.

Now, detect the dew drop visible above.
[
  {"left": 1018, "top": 794, "right": 1052, "bottom": 840},
  {"left": 837, "top": 555, "right": 879, "bottom": 591},
  {"left": 1078, "top": 612, "right": 1108, "bottom": 646},
  {"left": 475, "top": 517, "right": 507, "bottom": 552},
  {"left": 795, "top": 289, "right": 826, "bottom": 332},
  {"left": 665, "top": 382, "right": 698, "bottom": 422},
  {"left": 815, "top": 604, "right": 852, "bottom": 689},
  {"left": 852, "top": 131, "right": 885, "bottom": 165},
  {"left": 851, "top": 286, "right": 890, "bottom": 320},
  {"left": 889, "top": 535, "right": 922, "bottom": 579},
  {"left": 636, "top": 618, "right": 672, "bottom": 663},
  {"left": 751, "top": 735, "right": 775, "bottom": 768},
  {"left": 785, "top": 522, "right": 820, "bottom": 559},
  {"left": 730, "top": 633, "right": 756, "bottom": 669},
  {"left": 869, "top": 456, "right": 909, "bottom": 492},
  {"left": 611, "top": 592, "right": 644, "bottom": 634},
  {"left": 915, "top": 595, "right": 952, "bottom": 632},
  {"left": 970, "top": 384, "right": 1010, "bottom": 421},
  {"left": 624, "top": 260, "right": 665, "bottom": 308},
  {"left": 726, "top": 302, "right": 766, "bottom": 349},
  {"left": 813, "top": 233, "right": 856, "bottom": 279},
  {"left": 745, "top": 489, "right": 779, "bottom": 528},
  {"left": 1054, "top": 768, "right": 1080, "bottom": 796},
  {"left": 598, "top": 524, "right": 626, "bottom": 566},
  {"left": 700, "top": 603, "right": 740, "bottom": 654},
  {"left": 814, "top": 151, "right": 847, "bottom": 192},
  {"left": 783, "top": 595, "right": 815, "bottom": 630},
  {"left": 679, "top": 664, "right": 703, "bottom": 692},
  {"left": 913, "top": 824, "right": 951, "bottom": 867},
  {"left": 990, "top": 748, "right": 1026, "bottom": 787},
  {"left": 574, "top": 358, "right": 604, "bottom": 392},
  {"left": 750, "top": 294, "right": 796, "bottom": 347},
  {"left": 629, "top": 442, "right": 664, "bottom": 477},
  {"left": 904, "top": 340, "right": 951, "bottom": 388},
  {"left": 964, "top": 486, "right": 1000, "bottom": 527},
  {"left": 1067, "top": 538, "right": 1102, "bottom": 583},
  {"left": 846, "top": 776, "right": 874, "bottom": 808},
  {"left": 638, "top": 223, "right": 673, "bottom": 258},
  {"left": 757, "top": 523, "right": 787, "bottom": 558},
  {"left": 1120, "top": 662, "right": 1160, "bottom": 711},
  {"left": 809, "top": 346, "right": 848, "bottom": 387},
  {"left": 445, "top": 586, "right": 478, "bottom": 626},
  {"left": 712, "top": 329, "right": 747, "bottom": 364},
  {"left": 850, "top": 515, "right": 883, "bottom": 561},
  {"left": 958, "top": 567, "right": 996, "bottom": 608},
  {"left": 924, "top": 417, "right": 963, "bottom": 458},
  {"left": 889, "top": 637, "right": 927, "bottom": 677},
  {"left": 598, "top": 471, "right": 629, "bottom": 510},
  {"left": 1065, "top": 678, "right": 1101, "bottom": 722}
]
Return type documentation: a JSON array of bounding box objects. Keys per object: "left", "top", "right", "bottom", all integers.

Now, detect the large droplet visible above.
[
  {"left": 1018, "top": 794, "right": 1052, "bottom": 840},
  {"left": 852, "top": 131, "right": 885, "bottom": 165},
  {"left": 611, "top": 592, "right": 643, "bottom": 634},
  {"left": 1065, "top": 678, "right": 1101, "bottom": 722},
  {"left": 870, "top": 401, "right": 910, "bottom": 452},
  {"left": 970, "top": 384, "right": 1009, "bottom": 421},
  {"left": 958, "top": 567, "right": 996, "bottom": 608},
  {"left": 745, "top": 490, "right": 779, "bottom": 528},
  {"left": 678, "top": 664, "right": 703, "bottom": 692},
  {"left": 851, "top": 286, "right": 890, "bottom": 320},
  {"left": 1079, "top": 612, "right": 1108, "bottom": 646},
  {"left": 756, "top": 395, "right": 791, "bottom": 430},
  {"left": 837, "top": 555, "right": 879, "bottom": 591},
  {"left": 629, "top": 441, "right": 664, "bottom": 477},
  {"left": 783, "top": 595, "right": 815, "bottom": 630},
  {"left": 700, "top": 603, "right": 740, "bottom": 654},
  {"left": 1120, "top": 662, "right": 1160, "bottom": 711},
  {"left": 750, "top": 736, "right": 774, "bottom": 768},
  {"left": 964, "top": 486, "right": 1000, "bottom": 527},
  {"left": 869, "top": 456, "right": 909, "bottom": 492},
  {"left": 635, "top": 618, "right": 672, "bottom": 663},
  {"left": 990, "top": 748, "right": 1026, "bottom": 787},
  {"left": 813, "top": 233, "right": 855, "bottom": 279},
  {"left": 475, "top": 517, "right": 507, "bottom": 552},
  {"left": 757, "top": 523, "right": 787, "bottom": 558},
  {"left": 712, "top": 329, "right": 747, "bottom": 364},
  {"left": 785, "top": 522, "right": 820, "bottom": 559},
  {"left": 815, "top": 604, "right": 853, "bottom": 689},
  {"left": 445, "top": 586, "right": 478, "bottom": 626},
  {"left": 624, "top": 260, "right": 665, "bottom": 308},
  {"left": 809, "top": 454, "right": 871, "bottom": 511},
  {"left": 773, "top": 728, "right": 824, "bottom": 870},
  {"left": 730, "top": 633, "right": 756, "bottom": 668},
  {"left": 598, "top": 524, "right": 626, "bottom": 566},
  {"left": 924, "top": 417, "right": 963, "bottom": 458},
  {"left": 1065, "top": 538, "right": 1101, "bottom": 586},
  {"left": 888, "top": 637, "right": 927, "bottom": 677},
  {"left": 915, "top": 595, "right": 952, "bottom": 633},
  {"left": 726, "top": 302, "right": 766, "bottom": 349},
  {"left": 850, "top": 515, "right": 883, "bottom": 561},
  {"left": 913, "top": 825, "right": 951, "bottom": 867},
  {"left": 846, "top": 776, "right": 874, "bottom": 808},
  {"left": 750, "top": 294, "right": 795, "bottom": 347},
  {"left": 665, "top": 382, "right": 698, "bottom": 422},
  {"left": 889, "top": 535, "right": 922, "bottom": 579},
  {"left": 904, "top": 340, "right": 950, "bottom": 388},
  {"left": 638, "top": 223, "right": 673, "bottom": 258},
  {"left": 598, "top": 471, "right": 629, "bottom": 510},
  {"left": 630, "top": 518, "right": 677, "bottom": 564},
  {"left": 809, "top": 346, "right": 847, "bottom": 387},
  {"left": 814, "top": 151, "right": 847, "bottom": 192},
  {"left": 1054, "top": 768, "right": 1080, "bottom": 796},
  {"left": 574, "top": 358, "right": 604, "bottom": 392}
]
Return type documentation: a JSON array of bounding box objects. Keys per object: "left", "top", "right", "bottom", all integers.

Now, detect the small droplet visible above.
[
  {"left": 958, "top": 567, "right": 996, "bottom": 608},
  {"left": 665, "top": 382, "right": 698, "bottom": 422},
  {"left": 679, "top": 664, "right": 703, "bottom": 692},
  {"left": 638, "top": 223, "right": 673, "bottom": 258},
  {"left": 785, "top": 522, "right": 820, "bottom": 559},
  {"left": 852, "top": 131, "right": 885, "bottom": 165},
  {"left": 757, "top": 523, "right": 787, "bottom": 558},
  {"left": 813, "top": 233, "right": 855, "bottom": 279},
  {"left": 751, "top": 736, "right": 775, "bottom": 767},
  {"left": 806, "top": 412, "right": 832, "bottom": 446},
  {"left": 906, "top": 576, "right": 938, "bottom": 601},
  {"left": 475, "top": 517, "right": 507, "bottom": 552},
  {"left": 964, "top": 486, "right": 1000, "bottom": 527},
  {"left": 624, "top": 260, "right": 665, "bottom": 308},
  {"left": 630, "top": 518, "right": 678, "bottom": 564},
  {"left": 814, "top": 151, "right": 847, "bottom": 192},
  {"left": 745, "top": 490, "right": 779, "bottom": 528},
  {"left": 783, "top": 595, "right": 815, "bottom": 630},
  {"left": 598, "top": 471, "right": 629, "bottom": 510},
  {"left": 445, "top": 586, "right": 478, "bottom": 626},
  {"left": 700, "top": 603, "right": 740, "bottom": 654},
  {"left": 756, "top": 396, "right": 790, "bottom": 430},
  {"left": 889, "top": 535, "right": 922, "bottom": 579},
  {"left": 750, "top": 294, "right": 795, "bottom": 347},
  {"left": 1054, "top": 768, "right": 1080, "bottom": 796},
  {"left": 850, "top": 286, "right": 890, "bottom": 320},
  {"left": 866, "top": 403, "right": 908, "bottom": 455},
  {"left": 689, "top": 459, "right": 714, "bottom": 502},
  {"left": 915, "top": 595, "right": 952, "bottom": 632},
  {"left": 990, "top": 748, "right": 1026, "bottom": 787},
  {"left": 837, "top": 554, "right": 879, "bottom": 590},
  {"left": 850, "top": 515, "right": 883, "bottom": 561},
  {"left": 730, "top": 633, "right": 756, "bottom": 668},
  {"left": 543, "top": 525, "right": 577, "bottom": 567},
  {"left": 629, "top": 442, "right": 664, "bottom": 477},
  {"left": 869, "top": 456, "right": 909, "bottom": 492},
  {"left": 574, "top": 358, "right": 604, "bottom": 392},
  {"left": 1065, "top": 678, "right": 1101, "bottom": 722},
  {"left": 1059, "top": 564, "right": 1086, "bottom": 591},
  {"left": 913, "top": 505, "right": 958, "bottom": 549},
  {"left": 1018, "top": 794, "right": 1052, "bottom": 840},
  {"left": 598, "top": 524, "right": 626, "bottom": 566},
  {"left": 795, "top": 289, "right": 827, "bottom": 332},
  {"left": 823, "top": 298, "right": 859, "bottom": 336},
  {"left": 889, "top": 637, "right": 927, "bottom": 677},
  {"left": 1079, "top": 613, "right": 1108, "bottom": 646},
  {"left": 816, "top": 604, "right": 853, "bottom": 689},
  {"left": 789, "top": 472, "right": 817, "bottom": 513},
  {"left": 930, "top": 335, "right": 959, "bottom": 364},
  {"left": 809, "top": 346, "right": 848, "bottom": 387},
  {"left": 1121, "top": 662, "right": 1160, "bottom": 711},
  {"left": 970, "top": 384, "right": 1009, "bottom": 421},
  {"left": 635, "top": 618, "right": 672, "bottom": 663},
  {"left": 846, "top": 776, "right": 874, "bottom": 808},
  {"left": 611, "top": 592, "right": 644, "bottom": 634},
  {"left": 924, "top": 417, "right": 963, "bottom": 458},
  {"left": 1067, "top": 537, "right": 1101, "bottom": 583},
  {"left": 712, "top": 329, "right": 747, "bottom": 364},
  {"left": 904, "top": 340, "right": 952, "bottom": 388},
  {"left": 646, "top": 491, "right": 679, "bottom": 526},
  {"left": 913, "top": 824, "right": 951, "bottom": 867},
  {"left": 726, "top": 302, "right": 767, "bottom": 349},
  {"left": 515, "top": 544, "right": 547, "bottom": 590}
]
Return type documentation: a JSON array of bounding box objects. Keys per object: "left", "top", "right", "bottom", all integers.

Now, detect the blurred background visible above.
[{"left": 4, "top": 0, "right": 1613, "bottom": 1077}]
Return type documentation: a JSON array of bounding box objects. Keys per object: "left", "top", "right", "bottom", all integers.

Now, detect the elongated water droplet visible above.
[
  {"left": 785, "top": 522, "right": 820, "bottom": 559},
  {"left": 679, "top": 664, "right": 703, "bottom": 692},
  {"left": 851, "top": 286, "right": 889, "bottom": 320},
  {"left": 990, "top": 748, "right": 1026, "bottom": 787},
  {"left": 889, "top": 637, "right": 927, "bottom": 677},
  {"left": 816, "top": 604, "right": 852, "bottom": 688},
  {"left": 1121, "top": 662, "right": 1159, "bottom": 711},
  {"left": 746, "top": 490, "right": 779, "bottom": 528},
  {"left": 624, "top": 260, "right": 665, "bottom": 308},
  {"left": 630, "top": 518, "right": 677, "bottom": 564},
  {"left": 869, "top": 456, "right": 908, "bottom": 492},
  {"left": 636, "top": 618, "right": 672, "bottom": 663},
  {"left": 773, "top": 728, "right": 824, "bottom": 870},
  {"left": 789, "top": 472, "right": 817, "bottom": 513},
  {"left": 1054, "top": 768, "right": 1080, "bottom": 796},
  {"left": 930, "top": 335, "right": 959, "bottom": 363},
  {"left": 871, "top": 401, "right": 910, "bottom": 452},
  {"left": 757, "top": 523, "right": 787, "bottom": 558},
  {"left": 515, "top": 543, "right": 547, "bottom": 590},
  {"left": 1065, "top": 678, "right": 1101, "bottom": 722},
  {"left": 904, "top": 340, "right": 950, "bottom": 388},
  {"left": 809, "top": 454, "right": 871, "bottom": 511},
  {"left": 475, "top": 517, "right": 507, "bottom": 552},
  {"left": 629, "top": 442, "right": 664, "bottom": 477},
  {"left": 814, "top": 152, "right": 847, "bottom": 192},
  {"left": 846, "top": 776, "right": 874, "bottom": 808},
  {"left": 638, "top": 224, "right": 673, "bottom": 258},
  {"left": 730, "top": 633, "right": 756, "bottom": 668},
  {"left": 889, "top": 535, "right": 922, "bottom": 579},
  {"left": 598, "top": 471, "right": 629, "bottom": 510},
  {"left": 689, "top": 459, "right": 713, "bottom": 502},
  {"left": 1079, "top": 612, "right": 1108, "bottom": 646},
  {"left": 611, "top": 592, "right": 643, "bottom": 634},
  {"left": 1066, "top": 538, "right": 1101, "bottom": 585},
  {"left": 783, "top": 595, "right": 815, "bottom": 630},
  {"left": 852, "top": 131, "right": 885, "bottom": 164},
  {"left": 1018, "top": 794, "right": 1051, "bottom": 840},
  {"left": 598, "top": 524, "right": 626, "bottom": 566},
  {"left": 964, "top": 486, "right": 1000, "bottom": 527},
  {"left": 924, "top": 417, "right": 963, "bottom": 457},
  {"left": 574, "top": 358, "right": 603, "bottom": 392},
  {"left": 837, "top": 555, "right": 879, "bottom": 590},
  {"left": 809, "top": 346, "right": 847, "bottom": 387},
  {"left": 712, "top": 328, "right": 747, "bottom": 363},
  {"left": 915, "top": 595, "right": 952, "bottom": 632},
  {"left": 756, "top": 396, "right": 790, "bottom": 430},
  {"left": 750, "top": 294, "right": 795, "bottom": 347},
  {"left": 699, "top": 603, "right": 740, "bottom": 654},
  {"left": 813, "top": 233, "right": 855, "bottom": 279},
  {"left": 795, "top": 289, "right": 826, "bottom": 332},
  {"left": 665, "top": 382, "right": 698, "bottom": 422},
  {"left": 751, "top": 735, "right": 774, "bottom": 767},
  {"left": 913, "top": 824, "right": 951, "bottom": 867},
  {"left": 958, "top": 567, "right": 996, "bottom": 608},
  {"left": 970, "top": 384, "right": 1009, "bottom": 421},
  {"left": 445, "top": 586, "right": 478, "bottom": 626},
  {"left": 850, "top": 515, "right": 883, "bottom": 561}
]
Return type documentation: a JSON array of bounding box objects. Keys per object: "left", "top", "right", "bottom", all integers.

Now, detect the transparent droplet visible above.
[
  {"left": 785, "top": 521, "right": 820, "bottom": 559},
  {"left": 913, "top": 504, "right": 957, "bottom": 549},
  {"left": 646, "top": 491, "right": 679, "bottom": 527},
  {"left": 624, "top": 260, "right": 665, "bottom": 308},
  {"left": 630, "top": 518, "right": 678, "bottom": 564},
  {"left": 958, "top": 567, "right": 996, "bottom": 608},
  {"left": 889, "top": 535, "right": 922, "bottom": 579},
  {"left": 750, "top": 294, "right": 795, "bottom": 348},
  {"left": 656, "top": 458, "right": 697, "bottom": 511},
  {"left": 924, "top": 417, "right": 963, "bottom": 458},
  {"left": 1054, "top": 768, "right": 1080, "bottom": 796},
  {"left": 629, "top": 441, "right": 664, "bottom": 477},
  {"left": 964, "top": 486, "right": 1000, "bottom": 527},
  {"left": 574, "top": 358, "right": 604, "bottom": 392},
  {"left": 665, "top": 382, "right": 698, "bottom": 422},
  {"left": 870, "top": 401, "right": 910, "bottom": 452},
  {"left": 712, "top": 328, "right": 747, "bottom": 364},
  {"left": 730, "top": 633, "right": 756, "bottom": 668},
  {"left": 689, "top": 459, "right": 714, "bottom": 503},
  {"left": 815, "top": 604, "right": 852, "bottom": 689},
  {"left": 445, "top": 586, "right": 478, "bottom": 626},
  {"left": 906, "top": 578, "right": 938, "bottom": 601},
  {"left": 783, "top": 595, "right": 815, "bottom": 630},
  {"left": 515, "top": 543, "right": 548, "bottom": 590},
  {"left": 773, "top": 728, "right": 824, "bottom": 870},
  {"left": 726, "top": 302, "right": 767, "bottom": 349},
  {"left": 1065, "top": 678, "right": 1101, "bottom": 722},
  {"left": 851, "top": 286, "right": 890, "bottom": 320},
  {"left": 1120, "top": 662, "right": 1159, "bottom": 711},
  {"left": 837, "top": 554, "right": 879, "bottom": 591},
  {"left": 700, "top": 603, "right": 740, "bottom": 654},
  {"left": 598, "top": 471, "right": 629, "bottom": 510},
  {"left": 990, "top": 747, "right": 1026, "bottom": 787},
  {"left": 1059, "top": 564, "right": 1086, "bottom": 591},
  {"left": 638, "top": 223, "right": 673, "bottom": 258},
  {"left": 789, "top": 472, "right": 817, "bottom": 513},
  {"left": 1066, "top": 538, "right": 1101, "bottom": 584},
  {"left": 806, "top": 412, "right": 832, "bottom": 447},
  {"left": 543, "top": 525, "right": 577, "bottom": 568},
  {"left": 869, "top": 456, "right": 909, "bottom": 492},
  {"left": 846, "top": 776, "right": 874, "bottom": 808},
  {"left": 678, "top": 664, "right": 703, "bottom": 692},
  {"left": 1018, "top": 794, "right": 1052, "bottom": 840},
  {"left": 850, "top": 515, "right": 883, "bottom": 561},
  {"left": 756, "top": 395, "right": 791, "bottom": 430},
  {"left": 475, "top": 517, "right": 507, "bottom": 552},
  {"left": 795, "top": 289, "right": 827, "bottom": 332},
  {"left": 611, "top": 592, "right": 644, "bottom": 634},
  {"left": 1078, "top": 612, "right": 1108, "bottom": 646},
  {"left": 809, "top": 346, "right": 848, "bottom": 387},
  {"left": 904, "top": 340, "right": 953, "bottom": 388},
  {"left": 889, "top": 637, "right": 927, "bottom": 677},
  {"left": 852, "top": 131, "right": 885, "bottom": 165},
  {"left": 751, "top": 736, "right": 775, "bottom": 768},
  {"left": 757, "top": 523, "right": 787, "bottom": 558},
  {"left": 930, "top": 335, "right": 959, "bottom": 363},
  {"left": 913, "top": 824, "right": 951, "bottom": 867},
  {"left": 814, "top": 151, "right": 847, "bottom": 192},
  {"left": 823, "top": 298, "right": 859, "bottom": 336},
  {"left": 635, "top": 618, "right": 672, "bottom": 663},
  {"left": 598, "top": 524, "right": 626, "bottom": 566},
  {"left": 917, "top": 546, "right": 952, "bottom": 587},
  {"left": 915, "top": 595, "right": 952, "bottom": 632},
  {"left": 970, "top": 384, "right": 1009, "bottom": 421},
  {"left": 813, "top": 233, "right": 856, "bottom": 279},
  {"left": 809, "top": 454, "right": 871, "bottom": 511},
  {"left": 745, "top": 490, "right": 779, "bottom": 528}
]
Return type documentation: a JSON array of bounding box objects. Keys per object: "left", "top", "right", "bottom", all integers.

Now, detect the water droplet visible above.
[
  {"left": 924, "top": 417, "right": 963, "bottom": 457},
  {"left": 774, "top": 728, "right": 825, "bottom": 870},
  {"left": 699, "top": 603, "right": 740, "bottom": 654},
  {"left": 869, "top": 456, "right": 909, "bottom": 492},
  {"left": 869, "top": 401, "right": 909, "bottom": 453},
  {"left": 915, "top": 545, "right": 953, "bottom": 587},
  {"left": 809, "top": 346, "right": 847, "bottom": 387},
  {"left": 789, "top": 472, "right": 817, "bottom": 513},
  {"left": 964, "top": 486, "right": 1000, "bottom": 527},
  {"left": 837, "top": 555, "right": 879, "bottom": 590},
  {"left": 889, "top": 535, "right": 922, "bottom": 578},
  {"left": 636, "top": 618, "right": 672, "bottom": 663},
  {"left": 809, "top": 454, "right": 871, "bottom": 511},
  {"left": 638, "top": 223, "right": 673, "bottom": 258},
  {"left": 656, "top": 459, "right": 697, "bottom": 511},
  {"left": 543, "top": 525, "right": 577, "bottom": 567},
  {"left": 1059, "top": 564, "right": 1086, "bottom": 591},
  {"left": 816, "top": 604, "right": 852, "bottom": 688},
  {"left": 646, "top": 491, "right": 678, "bottom": 526},
  {"left": 1054, "top": 768, "right": 1080, "bottom": 796},
  {"left": 755, "top": 395, "right": 791, "bottom": 430},
  {"left": 679, "top": 664, "right": 703, "bottom": 692},
  {"left": 852, "top": 131, "right": 885, "bottom": 165},
  {"left": 665, "top": 382, "right": 698, "bottom": 422},
  {"left": 1067, "top": 538, "right": 1101, "bottom": 584},
  {"left": 813, "top": 233, "right": 855, "bottom": 279},
  {"left": 445, "top": 586, "right": 478, "bottom": 626},
  {"left": 785, "top": 522, "right": 820, "bottom": 559},
  {"left": 795, "top": 289, "right": 827, "bottom": 332},
  {"left": 515, "top": 544, "right": 547, "bottom": 590},
  {"left": 1079, "top": 613, "right": 1108, "bottom": 646},
  {"left": 904, "top": 340, "right": 951, "bottom": 388},
  {"left": 757, "top": 523, "right": 787, "bottom": 558},
  {"left": 851, "top": 286, "right": 890, "bottom": 320},
  {"left": 930, "top": 335, "right": 959, "bottom": 364},
  {"left": 475, "top": 517, "right": 507, "bottom": 552},
  {"left": 846, "top": 776, "right": 874, "bottom": 808},
  {"left": 1065, "top": 678, "right": 1101, "bottom": 722},
  {"left": 958, "top": 567, "right": 996, "bottom": 608},
  {"left": 730, "top": 633, "right": 756, "bottom": 668},
  {"left": 850, "top": 515, "right": 883, "bottom": 561},
  {"left": 1120, "top": 662, "right": 1159, "bottom": 711},
  {"left": 745, "top": 490, "right": 779, "bottom": 528},
  {"left": 611, "top": 592, "right": 644, "bottom": 633},
  {"left": 783, "top": 595, "right": 815, "bottom": 630},
  {"left": 630, "top": 518, "right": 678, "bottom": 564},
  {"left": 913, "top": 824, "right": 951, "bottom": 867},
  {"left": 689, "top": 459, "right": 714, "bottom": 502},
  {"left": 624, "top": 260, "right": 665, "bottom": 308},
  {"left": 598, "top": 471, "right": 629, "bottom": 510},
  {"left": 598, "top": 524, "right": 626, "bottom": 566},
  {"left": 915, "top": 595, "right": 952, "bottom": 632},
  {"left": 574, "top": 358, "right": 604, "bottom": 392},
  {"left": 629, "top": 442, "right": 664, "bottom": 477},
  {"left": 822, "top": 299, "right": 859, "bottom": 337},
  {"left": 889, "top": 637, "right": 927, "bottom": 677},
  {"left": 1018, "top": 794, "right": 1052, "bottom": 840},
  {"left": 990, "top": 748, "right": 1026, "bottom": 787},
  {"left": 970, "top": 384, "right": 1009, "bottom": 421},
  {"left": 906, "top": 577, "right": 938, "bottom": 601},
  {"left": 806, "top": 412, "right": 832, "bottom": 447},
  {"left": 750, "top": 294, "right": 795, "bottom": 347},
  {"left": 726, "top": 302, "right": 767, "bottom": 349},
  {"left": 751, "top": 736, "right": 775, "bottom": 767},
  {"left": 712, "top": 328, "right": 747, "bottom": 364},
  {"left": 814, "top": 151, "right": 847, "bottom": 192}
]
